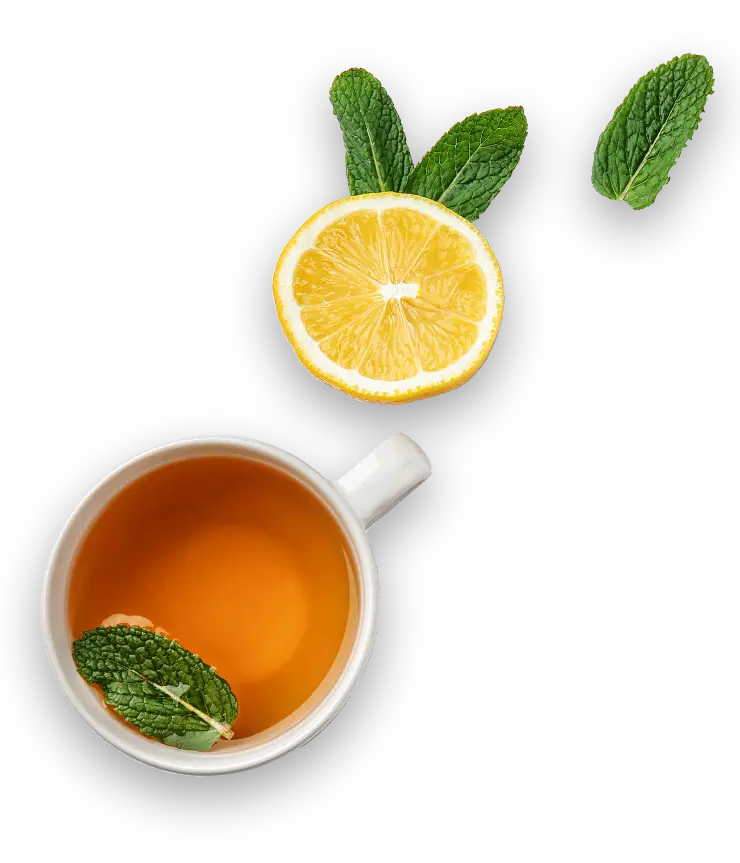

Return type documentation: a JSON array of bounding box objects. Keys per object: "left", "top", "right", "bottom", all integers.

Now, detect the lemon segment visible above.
[
  {"left": 293, "top": 250, "right": 378, "bottom": 305},
  {"left": 403, "top": 299, "right": 479, "bottom": 372},
  {"left": 273, "top": 193, "right": 503, "bottom": 403},
  {"left": 300, "top": 295, "right": 378, "bottom": 335},
  {"left": 407, "top": 224, "right": 476, "bottom": 278},
  {"left": 305, "top": 298, "right": 383, "bottom": 369},
  {"left": 381, "top": 208, "right": 438, "bottom": 282},
  {"left": 359, "top": 300, "right": 419, "bottom": 381},
  {"left": 419, "top": 265, "right": 488, "bottom": 321},
  {"left": 314, "top": 211, "right": 389, "bottom": 283}
]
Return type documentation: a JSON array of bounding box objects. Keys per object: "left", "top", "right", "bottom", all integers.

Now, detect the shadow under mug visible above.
[{"left": 42, "top": 433, "right": 431, "bottom": 774}]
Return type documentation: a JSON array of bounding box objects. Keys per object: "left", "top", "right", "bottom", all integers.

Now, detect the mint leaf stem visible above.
[{"left": 131, "top": 668, "right": 234, "bottom": 739}]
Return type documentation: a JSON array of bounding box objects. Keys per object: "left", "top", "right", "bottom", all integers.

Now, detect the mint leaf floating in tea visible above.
[
  {"left": 73, "top": 625, "right": 238, "bottom": 751},
  {"left": 405, "top": 108, "right": 528, "bottom": 221},
  {"left": 330, "top": 68, "right": 413, "bottom": 195},
  {"left": 592, "top": 54, "right": 714, "bottom": 210}
]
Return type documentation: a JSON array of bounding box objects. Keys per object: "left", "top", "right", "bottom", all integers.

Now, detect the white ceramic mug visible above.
[{"left": 42, "top": 433, "right": 431, "bottom": 774}]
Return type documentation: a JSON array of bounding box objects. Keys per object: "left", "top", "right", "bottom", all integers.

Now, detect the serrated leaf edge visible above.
[
  {"left": 74, "top": 625, "right": 235, "bottom": 743},
  {"left": 592, "top": 54, "right": 714, "bottom": 209},
  {"left": 406, "top": 107, "right": 528, "bottom": 219},
  {"left": 330, "top": 67, "right": 413, "bottom": 195},
  {"left": 409, "top": 105, "right": 527, "bottom": 172}
]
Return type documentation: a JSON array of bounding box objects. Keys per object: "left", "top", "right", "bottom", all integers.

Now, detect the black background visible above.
[{"left": 17, "top": 31, "right": 737, "bottom": 854}]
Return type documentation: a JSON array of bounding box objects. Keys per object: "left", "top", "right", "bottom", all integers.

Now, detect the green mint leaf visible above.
[
  {"left": 592, "top": 54, "right": 714, "bottom": 210},
  {"left": 163, "top": 729, "right": 223, "bottom": 751},
  {"left": 73, "top": 625, "right": 238, "bottom": 749},
  {"left": 330, "top": 68, "right": 412, "bottom": 195},
  {"left": 404, "top": 108, "right": 527, "bottom": 221}
]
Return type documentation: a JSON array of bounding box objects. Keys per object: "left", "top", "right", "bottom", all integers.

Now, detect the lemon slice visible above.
[{"left": 273, "top": 193, "right": 503, "bottom": 403}]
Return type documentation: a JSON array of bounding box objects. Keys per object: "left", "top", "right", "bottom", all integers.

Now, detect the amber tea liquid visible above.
[{"left": 68, "top": 456, "right": 353, "bottom": 739}]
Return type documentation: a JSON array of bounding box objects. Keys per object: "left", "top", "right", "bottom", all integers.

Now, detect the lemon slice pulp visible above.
[{"left": 273, "top": 193, "right": 503, "bottom": 403}]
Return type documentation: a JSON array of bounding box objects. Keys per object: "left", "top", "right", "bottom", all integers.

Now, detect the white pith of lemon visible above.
[{"left": 273, "top": 193, "right": 504, "bottom": 403}]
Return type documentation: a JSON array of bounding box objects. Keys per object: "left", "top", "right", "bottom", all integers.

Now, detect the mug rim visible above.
[{"left": 41, "top": 436, "right": 378, "bottom": 775}]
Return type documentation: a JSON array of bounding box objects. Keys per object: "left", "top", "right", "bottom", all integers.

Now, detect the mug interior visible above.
[{"left": 43, "top": 438, "right": 375, "bottom": 773}]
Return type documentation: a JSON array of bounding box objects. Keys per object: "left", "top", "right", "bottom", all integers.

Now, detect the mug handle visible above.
[{"left": 336, "top": 433, "right": 432, "bottom": 529}]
